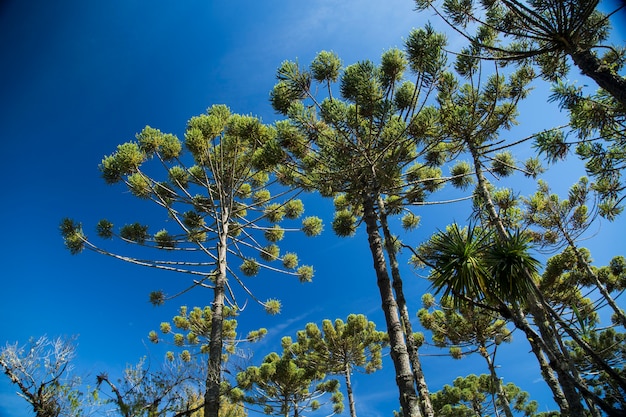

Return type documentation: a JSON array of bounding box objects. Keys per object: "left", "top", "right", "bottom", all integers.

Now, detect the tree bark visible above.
[
  {"left": 378, "top": 199, "right": 434, "bottom": 417},
  {"left": 344, "top": 363, "right": 358, "bottom": 417},
  {"left": 569, "top": 48, "right": 626, "bottom": 109},
  {"left": 205, "top": 208, "right": 229, "bottom": 417},
  {"left": 362, "top": 194, "right": 422, "bottom": 417},
  {"left": 482, "top": 348, "right": 514, "bottom": 417}
]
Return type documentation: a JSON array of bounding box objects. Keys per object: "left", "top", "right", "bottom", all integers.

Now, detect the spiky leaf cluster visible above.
[{"left": 421, "top": 223, "right": 540, "bottom": 307}]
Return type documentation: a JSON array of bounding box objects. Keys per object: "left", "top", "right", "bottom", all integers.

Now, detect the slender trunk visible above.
[
  {"left": 362, "top": 193, "right": 422, "bottom": 417},
  {"left": 482, "top": 347, "right": 514, "bottom": 417},
  {"left": 569, "top": 48, "right": 626, "bottom": 109},
  {"left": 378, "top": 198, "right": 434, "bottom": 417},
  {"left": 205, "top": 208, "right": 229, "bottom": 417},
  {"left": 344, "top": 364, "right": 357, "bottom": 417},
  {"left": 504, "top": 303, "right": 571, "bottom": 413}
]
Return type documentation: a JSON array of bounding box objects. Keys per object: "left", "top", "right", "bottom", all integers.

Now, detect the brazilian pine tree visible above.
[
  {"left": 268, "top": 26, "right": 457, "bottom": 417},
  {"left": 60, "top": 105, "right": 322, "bottom": 417},
  {"left": 291, "top": 314, "right": 388, "bottom": 417},
  {"left": 234, "top": 337, "right": 343, "bottom": 417},
  {"left": 430, "top": 374, "right": 546, "bottom": 417}
]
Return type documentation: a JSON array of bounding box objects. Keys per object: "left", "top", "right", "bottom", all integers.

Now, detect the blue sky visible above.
[{"left": 0, "top": 1, "right": 624, "bottom": 416}]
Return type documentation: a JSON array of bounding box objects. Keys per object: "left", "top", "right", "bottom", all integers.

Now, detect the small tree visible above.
[
  {"left": 524, "top": 178, "right": 626, "bottom": 326},
  {"left": 291, "top": 314, "right": 388, "bottom": 417},
  {"left": 430, "top": 374, "right": 547, "bottom": 417},
  {"left": 148, "top": 304, "right": 266, "bottom": 363},
  {"left": 234, "top": 338, "right": 343, "bottom": 417},
  {"left": 0, "top": 336, "right": 83, "bottom": 417}
]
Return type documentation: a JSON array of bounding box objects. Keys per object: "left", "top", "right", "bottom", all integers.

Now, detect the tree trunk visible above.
[
  {"left": 378, "top": 199, "right": 434, "bottom": 417},
  {"left": 205, "top": 209, "right": 229, "bottom": 417},
  {"left": 362, "top": 193, "right": 422, "bottom": 417},
  {"left": 569, "top": 48, "right": 626, "bottom": 109},
  {"left": 344, "top": 363, "right": 358, "bottom": 417},
  {"left": 482, "top": 347, "right": 514, "bottom": 417}
]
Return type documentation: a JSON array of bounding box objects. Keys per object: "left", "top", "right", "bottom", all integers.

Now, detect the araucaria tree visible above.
[
  {"left": 290, "top": 314, "right": 388, "bottom": 417},
  {"left": 430, "top": 374, "right": 543, "bottom": 417},
  {"left": 60, "top": 105, "right": 322, "bottom": 417},
  {"left": 234, "top": 338, "right": 344, "bottom": 417},
  {"left": 269, "top": 26, "right": 451, "bottom": 417}
]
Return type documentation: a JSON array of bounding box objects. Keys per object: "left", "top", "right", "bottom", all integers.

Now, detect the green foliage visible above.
[
  {"left": 430, "top": 374, "right": 543, "bottom": 417},
  {"left": 264, "top": 225, "right": 285, "bottom": 242},
  {"left": 60, "top": 218, "right": 85, "bottom": 255},
  {"left": 491, "top": 152, "right": 516, "bottom": 177},
  {"left": 168, "top": 165, "right": 189, "bottom": 188},
  {"left": 119, "top": 223, "right": 149, "bottom": 244},
  {"left": 263, "top": 299, "right": 282, "bottom": 315},
  {"left": 296, "top": 265, "right": 314, "bottom": 283},
  {"left": 401, "top": 212, "right": 421, "bottom": 231},
  {"left": 311, "top": 50, "right": 342, "bottom": 83},
  {"left": 260, "top": 244, "right": 280, "bottom": 262},
  {"left": 235, "top": 345, "right": 343, "bottom": 417},
  {"left": 404, "top": 24, "right": 447, "bottom": 86},
  {"left": 137, "top": 125, "right": 182, "bottom": 160},
  {"left": 240, "top": 259, "right": 260, "bottom": 277},
  {"left": 423, "top": 224, "right": 539, "bottom": 306},
  {"left": 154, "top": 229, "right": 176, "bottom": 249},
  {"left": 332, "top": 210, "right": 357, "bottom": 237},
  {"left": 301, "top": 216, "right": 323, "bottom": 236},
  {"left": 95, "top": 219, "right": 113, "bottom": 239},
  {"left": 100, "top": 142, "right": 145, "bottom": 184},
  {"left": 282, "top": 253, "right": 298, "bottom": 269},
  {"left": 449, "top": 161, "right": 474, "bottom": 190},
  {"left": 149, "top": 290, "right": 166, "bottom": 306}
]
